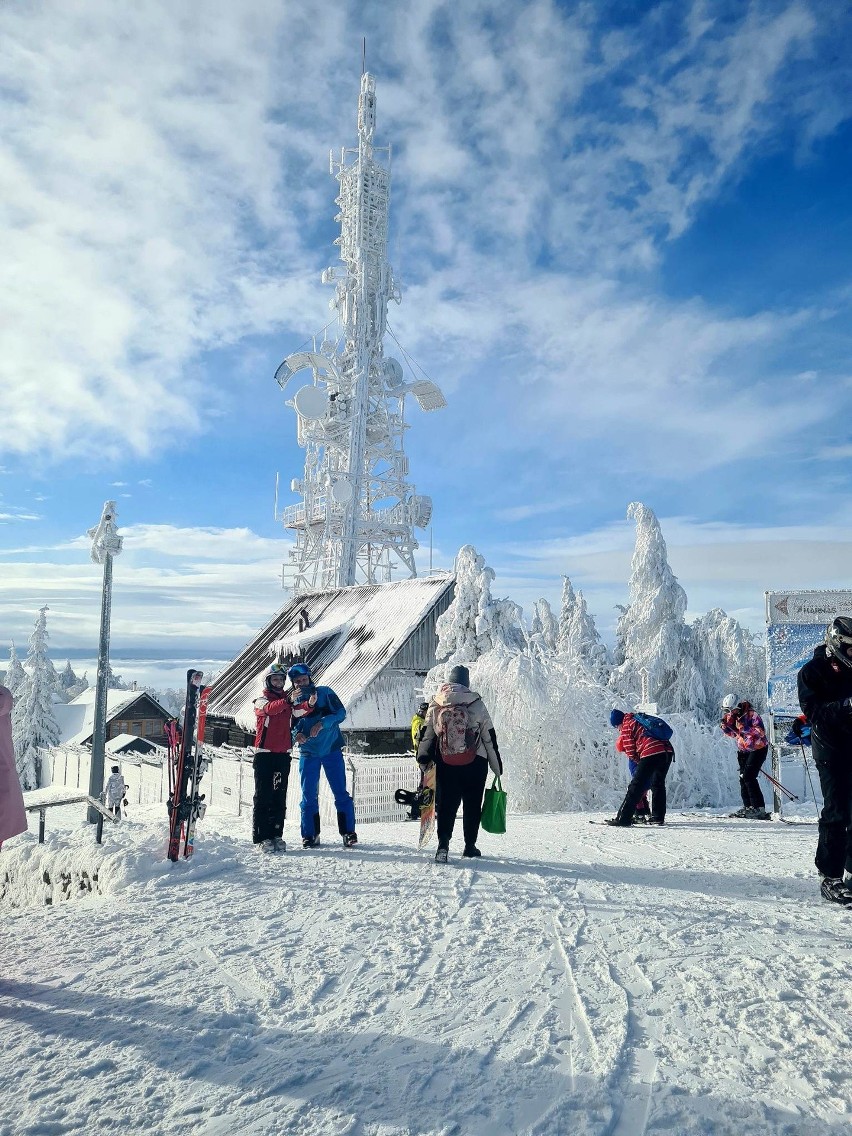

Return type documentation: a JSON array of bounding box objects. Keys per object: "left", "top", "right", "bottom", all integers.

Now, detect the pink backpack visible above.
[{"left": 435, "top": 702, "right": 480, "bottom": 766}]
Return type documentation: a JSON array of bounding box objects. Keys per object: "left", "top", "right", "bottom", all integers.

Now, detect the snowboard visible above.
[{"left": 417, "top": 762, "right": 437, "bottom": 849}]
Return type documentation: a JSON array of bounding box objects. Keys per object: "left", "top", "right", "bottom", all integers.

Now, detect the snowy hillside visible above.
[{"left": 1, "top": 802, "right": 850, "bottom": 1136}]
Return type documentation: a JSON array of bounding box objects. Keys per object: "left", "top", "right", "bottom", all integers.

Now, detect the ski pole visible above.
[
  {"left": 798, "top": 740, "right": 821, "bottom": 819},
  {"left": 759, "top": 768, "right": 797, "bottom": 800}
]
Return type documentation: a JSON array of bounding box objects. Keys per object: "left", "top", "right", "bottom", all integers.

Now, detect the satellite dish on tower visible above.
[
  {"left": 294, "top": 385, "right": 328, "bottom": 421},
  {"left": 330, "top": 478, "right": 354, "bottom": 504}
]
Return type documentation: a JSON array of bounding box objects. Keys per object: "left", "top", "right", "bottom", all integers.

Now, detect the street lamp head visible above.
[{"left": 88, "top": 500, "right": 124, "bottom": 564}]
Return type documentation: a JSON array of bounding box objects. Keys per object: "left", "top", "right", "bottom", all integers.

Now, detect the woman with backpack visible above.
[
  {"left": 416, "top": 665, "right": 502, "bottom": 863},
  {"left": 606, "top": 709, "right": 674, "bottom": 826}
]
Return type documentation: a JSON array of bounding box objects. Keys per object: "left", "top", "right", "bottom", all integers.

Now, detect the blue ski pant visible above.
[{"left": 299, "top": 749, "right": 355, "bottom": 838}]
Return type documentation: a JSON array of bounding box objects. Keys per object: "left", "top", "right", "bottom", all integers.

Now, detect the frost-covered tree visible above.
[
  {"left": 434, "top": 545, "right": 522, "bottom": 663},
  {"left": 613, "top": 502, "right": 705, "bottom": 713},
  {"left": 428, "top": 545, "right": 524, "bottom": 692},
  {"left": 557, "top": 577, "right": 577, "bottom": 654},
  {"left": 57, "top": 660, "right": 80, "bottom": 701},
  {"left": 12, "top": 606, "right": 61, "bottom": 789},
  {"left": 529, "top": 599, "right": 559, "bottom": 657},
  {"left": 4, "top": 642, "right": 26, "bottom": 697},
  {"left": 66, "top": 670, "right": 90, "bottom": 700},
  {"left": 691, "top": 609, "right": 764, "bottom": 717},
  {"left": 566, "top": 591, "right": 610, "bottom": 678},
  {"left": 105, "top": 662, "right": 129, "bottom": 690}
]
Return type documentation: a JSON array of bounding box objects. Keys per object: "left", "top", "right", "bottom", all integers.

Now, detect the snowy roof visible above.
[
  {"left": 53, "top": 688, "right": 171, "bottom": 747},
  {"left": 208, "top": 574, "right": 454, "bottom": 731},
  {"left": 105, "top": 734, "right": 160, "bottom": 756}
]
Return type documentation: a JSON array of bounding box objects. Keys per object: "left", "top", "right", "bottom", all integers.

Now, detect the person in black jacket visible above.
[{"left": 797, "top": 616, "right": 852, "bottom": 906}]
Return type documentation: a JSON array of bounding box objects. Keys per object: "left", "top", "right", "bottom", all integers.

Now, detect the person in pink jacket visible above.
[{"left": 0, "top": 685, "right": 27, "bottom": 847}]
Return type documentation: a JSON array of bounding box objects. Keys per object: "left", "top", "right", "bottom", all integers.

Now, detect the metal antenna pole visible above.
[{"left": 86, "top": 501, "right": 124, "bottom": 823}]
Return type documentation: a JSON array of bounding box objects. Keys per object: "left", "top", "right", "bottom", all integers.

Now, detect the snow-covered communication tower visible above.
[{"left": 275, "top": 72, "right": 445, "bottom": 594}]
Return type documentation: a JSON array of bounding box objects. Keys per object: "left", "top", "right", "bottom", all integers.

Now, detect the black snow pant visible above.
[
  {"left": 436, "top": 758, "right": 489, "bottom": 850},
  {"left": 737, "top": 746, "right": 767, "bottom": 809},
  {"left": 811, "top": 734, "right": 852, "bottom": 879},
  {"left": 615, "top": 751, "right": 673, "bottom": 824},
  {"left": 252, "top": 751, "right": 292, "bottom": 844}
]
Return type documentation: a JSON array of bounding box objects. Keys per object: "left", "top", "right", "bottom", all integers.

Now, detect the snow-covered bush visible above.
[{"left": 470, "top": 649, "right": 739, "bottom": 813}]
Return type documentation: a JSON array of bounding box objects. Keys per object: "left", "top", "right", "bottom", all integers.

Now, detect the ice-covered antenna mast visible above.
[{"left": 274, "top": 73, "right": 446, "bottom": 593}]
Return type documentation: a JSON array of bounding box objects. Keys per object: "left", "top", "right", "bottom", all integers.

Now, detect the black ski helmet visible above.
[{"left": 825, "top": 616, "right": 852, "bottom": 668}]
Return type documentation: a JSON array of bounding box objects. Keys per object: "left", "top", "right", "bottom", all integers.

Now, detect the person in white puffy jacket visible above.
[{"left": 104, "top": 766, "right": 128, "bottom": 819}]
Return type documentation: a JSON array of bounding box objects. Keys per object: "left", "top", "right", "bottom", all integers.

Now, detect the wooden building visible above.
[{"left": 54, "top": 688, "right": 173, "bottom": 749}]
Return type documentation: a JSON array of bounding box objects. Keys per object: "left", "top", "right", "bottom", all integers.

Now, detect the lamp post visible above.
[{"left": 86, "top": 501, "right": 124, "bottom": 823}]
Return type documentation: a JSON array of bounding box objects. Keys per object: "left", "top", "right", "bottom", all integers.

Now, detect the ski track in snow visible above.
[{"left": 1, "top": 808, "right": 851, "bottom": 1135}]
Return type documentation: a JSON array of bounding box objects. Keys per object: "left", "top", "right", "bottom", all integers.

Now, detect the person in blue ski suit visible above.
[{"left": 288, "top": 662, "right": 357, "bottom": 848}]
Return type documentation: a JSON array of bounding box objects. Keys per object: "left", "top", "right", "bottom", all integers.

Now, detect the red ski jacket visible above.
[
  {"left": 254, "top": 694, "right": 293, "bottom": 752},
  {"left": 615, "top": 714, "right": 672, "bottom": 760}
]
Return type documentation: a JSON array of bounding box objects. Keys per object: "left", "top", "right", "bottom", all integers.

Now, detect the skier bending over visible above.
[
  {"left": 606, "top": 710, "right": 673, "bottom": 826},
  {"left": 288, "top": 663, "right": 357, "bottom": 849},
  {"left": 720, "top": 695, "right": 769, "bottom": 819},
  {"left": 104, "top": 766, "right": 129, "bottom": 820},
  {"left": 797, "top": 616, "right": 852, "bottom": 906},
  {"left": 252, "top": 664, "right": 293, "bottom": 853},
  {"left": 416, "top": 665, "right": 502, "bottom": 864}
]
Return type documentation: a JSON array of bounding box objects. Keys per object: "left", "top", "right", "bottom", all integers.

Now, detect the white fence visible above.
[{"left": 40, "top": 745, "right": 421, "bottom": 829}]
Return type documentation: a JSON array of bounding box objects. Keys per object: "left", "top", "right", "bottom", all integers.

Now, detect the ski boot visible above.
[
  {"left": 434, "top": 846, "right": 449, "bottom": 864},
  {"left": 820, "top": 876, "right": 852, "bottom": 906},
  {"left": 273, "top": 837, "right": 286, "bottom": 852},
  {"left": 604, "top": 818, "right": 632, "bottom": 827},
  {"left": 302, "top": 835, "right": 321, "bottom": 849},
  {"left": 648, "top": 817, "right": 665, "bottom": 826},
  {"left": 745, "top": 807, "right": 771, "bottom": 820},
  {"left": 258, "top": 839, "right": 275, "bottom": 854},
  {"left": 462, "top": 845, "right": 481, "bottom": 858},
  {"left": 728, "top": 807, "right": 749, "bottom": 818},
  {"left": 342, "top": 832, "right": 358, "bottom": 848}
]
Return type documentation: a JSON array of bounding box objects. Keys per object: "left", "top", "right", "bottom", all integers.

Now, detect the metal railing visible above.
[{"left": 24, "top": 794, "right": 120, "bottom": 844}]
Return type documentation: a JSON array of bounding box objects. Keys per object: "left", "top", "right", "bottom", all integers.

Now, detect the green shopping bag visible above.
[{"left": 480, "top": 775, "right": 507, "bottom": 835}]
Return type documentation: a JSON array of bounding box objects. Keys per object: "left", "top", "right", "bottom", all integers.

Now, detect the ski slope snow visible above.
[{"left": 1, "top": 803, "right": 850, "bottom": 1135}]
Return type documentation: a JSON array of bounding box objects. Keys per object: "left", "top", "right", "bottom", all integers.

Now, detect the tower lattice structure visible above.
[{"left": 275, "top": 72, "right": 445, "bottom": 594}]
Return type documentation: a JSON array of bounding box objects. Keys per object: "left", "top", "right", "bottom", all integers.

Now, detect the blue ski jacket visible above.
[{"left": 292, "top": 686, "right": 347, "bottom": 758}]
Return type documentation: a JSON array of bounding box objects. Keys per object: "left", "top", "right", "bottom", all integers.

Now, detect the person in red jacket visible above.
[
  {"left": 252, "top": 663, "right": 293, "bottom": 852},
  {"left": 606, "top": 709, "right": 674, "bottom": 826}
]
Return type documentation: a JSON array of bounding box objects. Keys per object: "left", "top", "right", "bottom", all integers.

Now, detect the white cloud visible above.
[
  {"left": 0, "top": 0, "right": 846, "bottom": 471},
  {"left": 0, "top": 524, "right": 293, "bottom": 653}
]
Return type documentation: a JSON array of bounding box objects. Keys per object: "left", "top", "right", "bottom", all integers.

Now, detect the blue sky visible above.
[{"left": 1, "top": 0, "right": 851, "bottom": 688}]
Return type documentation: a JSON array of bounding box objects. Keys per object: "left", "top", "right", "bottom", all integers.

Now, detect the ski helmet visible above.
[
  {"left": 287, "top": 662, "right": 311, "bottom": 680},
  {"left": 825, "top": 616, "right": 852, "bottom": 668},
  {"left": 264, "top": 662, "right": 288, "bottom": 686},
  {"left": 721, "top": 694, "right": 739, "bottom": 711}
]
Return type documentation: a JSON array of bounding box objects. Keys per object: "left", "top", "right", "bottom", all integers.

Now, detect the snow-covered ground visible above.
[{"left": 1, "top": 800, "right": 850, "bottom": 1136}]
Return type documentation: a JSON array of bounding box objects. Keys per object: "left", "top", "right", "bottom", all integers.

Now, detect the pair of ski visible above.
[{"left": 166, "top": 669, "right": 211, "bottom": 862}]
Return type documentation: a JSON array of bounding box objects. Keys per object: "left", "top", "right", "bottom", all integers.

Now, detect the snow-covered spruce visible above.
[{"left": 11, "top": 606, "right": 61, "bottom": 790}]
